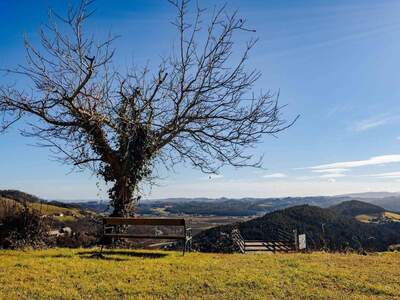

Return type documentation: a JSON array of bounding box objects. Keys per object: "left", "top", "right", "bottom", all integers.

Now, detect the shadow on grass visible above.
[
  {"left": 38, "top": 254, "right": 73, "bottom": 259},
  {"left": 78, "top": 253, "right": 128, "bottom": 261},
  {"left": 77, "top": 250, "right": 169, "bottom": 261}
]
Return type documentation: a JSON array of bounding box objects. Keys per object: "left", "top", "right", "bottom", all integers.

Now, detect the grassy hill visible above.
[
  {"left": 0, "top": 190, "right": 96, "bottom": 221},
  {"left": 0, "top": 190, "right": 43, "bottom": 203},
  {"left": 0, "top": 195, "right": 86, "bottom": 221},
  {"left": 0, "top": 249, "right": 399, "bottom": 299}
]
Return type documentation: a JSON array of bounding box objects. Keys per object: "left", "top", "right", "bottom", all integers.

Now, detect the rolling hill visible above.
[
  {"left": 5, "top": 189, "right": 395, "bottom": 218},
  {"left": 192, "top": 201, "right": 400, "bottom": 253},
  {"left": 330, "top": 200, "right": 400, "bottom": 224},
  {"left": 365, "top": 196, "right": 400, "bottom": 212},
  {"left": 70, "top": 196, "right": 350, "bottom": 216},
  {"left": 0, "top": 190, "right": 88, "bottom": 221},
  {"left": 330, "top": 200, "right": 385, "bottom": 216},
  {"left": 70, "top": 195, "right": 400, "bottom": 217}
]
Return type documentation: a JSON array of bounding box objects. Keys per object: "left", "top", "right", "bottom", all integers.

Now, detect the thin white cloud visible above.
[
  {"left": 263, "top": 173, "right": 287, "bottom": 179},
  {"left": 312, "top": 168, "right": 349, "bottom": 174},
  {"left": 312, "top": 168, "right": 348, "bottom": 179},
  {"left": 319, "top": 173, "right": 346, "bottom": 178},
  {"left": 309, "top": 155, "right": 400, "bottom": 170},
  {"left": 367, "top": 171, "right": 400, "bottom": 179},
  {"left": 352, "top": 114, "right": 400, "bottom": 132}
]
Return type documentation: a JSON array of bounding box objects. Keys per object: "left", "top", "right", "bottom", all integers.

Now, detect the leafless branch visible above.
[{"left": 0, "top": 0, "right": 296, "bottom": 216}]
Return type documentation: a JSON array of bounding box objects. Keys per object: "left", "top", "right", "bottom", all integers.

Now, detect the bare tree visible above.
[{"left": 0, "top": 0, "right": 296, "bottom": 216}]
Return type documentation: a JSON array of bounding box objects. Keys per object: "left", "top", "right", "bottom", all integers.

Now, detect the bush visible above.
[{"left": 0, "top": 206, "right": 50, "bottom": 249}]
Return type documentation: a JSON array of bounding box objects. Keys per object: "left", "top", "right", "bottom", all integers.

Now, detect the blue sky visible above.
[{"left": 1, "top": 0, "right": 400, "bottom": 200}]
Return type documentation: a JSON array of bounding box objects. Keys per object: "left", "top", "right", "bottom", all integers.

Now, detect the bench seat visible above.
[
  {"left": 103, "top": 233, "right": 186, "bottom": 239},
  {"left": 100, "top": 217, "right": 192, "bottom": 255}
]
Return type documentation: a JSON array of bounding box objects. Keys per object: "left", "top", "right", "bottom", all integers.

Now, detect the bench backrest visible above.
[{"left": 103, "top": 217, "right": 186, "bottom": 227}]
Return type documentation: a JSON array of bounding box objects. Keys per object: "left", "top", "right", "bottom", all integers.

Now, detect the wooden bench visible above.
[{"left": 100, "top": 217, "right": 192, "bottom": 255}]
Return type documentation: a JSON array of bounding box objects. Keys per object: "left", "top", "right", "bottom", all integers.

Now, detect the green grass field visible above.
[{"left": 0, "top": 249, "right": 399, "bottom": 299}]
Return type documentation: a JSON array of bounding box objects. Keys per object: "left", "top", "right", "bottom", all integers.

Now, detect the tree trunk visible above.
[
  {"left": 109, "top": 176, "right": 135, "bottom": 217},
  {"left": 102, "top": 176, "right": 135, "bottom": 246}
]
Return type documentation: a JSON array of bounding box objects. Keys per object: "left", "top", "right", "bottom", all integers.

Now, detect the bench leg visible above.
[{"left": 91, "top": 240, "right": 105, "bottom": 259}]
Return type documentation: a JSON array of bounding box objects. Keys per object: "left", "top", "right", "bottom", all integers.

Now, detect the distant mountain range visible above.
[
  {"left": 339, "top": 192, "right": 400, "bottom": 199},
  {"left": 69, "top": 194, "right": 400, "bottom": 217},
  {"left": 65, "top": 196, "right": 348, "bottom": 216},
  {"left": 2, "top": 189, "right": 400, "bottom": 217}
]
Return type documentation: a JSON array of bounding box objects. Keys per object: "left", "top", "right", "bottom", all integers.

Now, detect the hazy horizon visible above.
[{"left": 34, "top": 190, "right": 400, "bottom": 203}]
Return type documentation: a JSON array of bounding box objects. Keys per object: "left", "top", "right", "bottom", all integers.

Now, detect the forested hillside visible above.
[{"left": 192, "top": 201, "right": 400, "bottom": 253}]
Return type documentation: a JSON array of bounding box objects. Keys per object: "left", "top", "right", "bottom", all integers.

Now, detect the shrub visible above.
[{"left": 0, "top": 206, "right": 50, "bottom": 249}]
